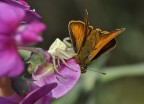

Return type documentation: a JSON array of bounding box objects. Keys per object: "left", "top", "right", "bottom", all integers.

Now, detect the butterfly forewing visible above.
[
  {"left": 68, "top": 10, "right": 93, "bottom": 54},
  {"left": 68, "top": 21, "right": 86, "bottom": 53}
]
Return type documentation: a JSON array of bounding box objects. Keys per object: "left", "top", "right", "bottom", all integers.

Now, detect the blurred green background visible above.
[{"left": 27, "top": 0, "right": 144, "bottom": 104}]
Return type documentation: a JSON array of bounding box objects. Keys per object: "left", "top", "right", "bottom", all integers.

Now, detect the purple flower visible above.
[
  {"left": 0, "top": 2, "right": 46, "bottom": 77},
  {"left": 1, "top": 0, "right": 41, "bottom": 22},
  {"left": 0, "top": 83, "right": 57, "bottom": 104},
  {"left": 15, "top": 22, "right": 45, "bottom": 45},
  {"left": 32, "top": 57, "right": 81, "bottom": 99}
]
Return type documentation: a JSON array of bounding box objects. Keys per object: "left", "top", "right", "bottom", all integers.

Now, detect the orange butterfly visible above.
[{"left": 68, "top": 10, "right": 125, "bottom": 73}]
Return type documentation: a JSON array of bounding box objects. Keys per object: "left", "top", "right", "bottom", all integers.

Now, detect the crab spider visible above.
[{"left": 48, "top": 37, "right": 77, "bottom": 78}]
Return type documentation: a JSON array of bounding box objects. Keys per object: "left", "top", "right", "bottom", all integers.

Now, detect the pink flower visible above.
[
  {"left": 0, "top": 2, "right": 46, "bottom": 77},
  {"left": 1, "top": 0, "right": 41, "bottom": 22},
  {"left": 0, "top": 83, "right": 57, "bottom": 104},
  {"left": 32, "top": 52, "right": 81, "bottom": 99}
]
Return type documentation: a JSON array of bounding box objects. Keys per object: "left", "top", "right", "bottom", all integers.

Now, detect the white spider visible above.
[{"left": 48, "top": 37, "right": 76, "bottom": 78}]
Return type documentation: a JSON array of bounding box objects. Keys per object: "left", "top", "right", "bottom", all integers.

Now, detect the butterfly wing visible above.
[
  {"left": 86, "top": 28, "right": 125, "bottom": 63},
  {"left": 68, "top": 10, "right": 125, "bottom": 73},
  {"left": 68, "top": 21, "right": 86, "bottom": 53},
  {"left": 94, "top": 38, "right": 116, "bottom": 59},
  {"left": 74, "top": 29, "right": 99, "bottom": 72},
  {"left": 68, "top": 10, "right": 92, "bottom": 53}
]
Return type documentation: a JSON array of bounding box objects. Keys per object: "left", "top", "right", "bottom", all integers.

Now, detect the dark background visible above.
[{"left": 27, "top": 0, "right": 144, "bottom": 104}]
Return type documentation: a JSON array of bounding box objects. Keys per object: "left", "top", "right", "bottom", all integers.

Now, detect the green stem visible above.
[{"left": 98, "top": 63, "right": 144, "bottom": 83}]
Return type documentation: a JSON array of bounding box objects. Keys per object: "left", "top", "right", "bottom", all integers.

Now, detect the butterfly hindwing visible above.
[
  {"left": 94, "top": 38, "right": 117, "bottom": 59},
  {"left": 87, "top": 28, "right": 125, "bottom": 62}
]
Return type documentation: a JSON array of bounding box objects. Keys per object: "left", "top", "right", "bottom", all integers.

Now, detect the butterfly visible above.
[{"left": 68, "top": 10, "right": 125, "bottom": 73}]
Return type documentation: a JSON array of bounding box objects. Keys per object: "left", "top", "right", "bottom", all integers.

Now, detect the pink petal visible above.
[
  {"left": 0, "top": 83, "right": 57, "bottom": 104},
  {"left": 0, "top": 43, "right": 24, "bottom": 77},
  {"left": 34, "top": 93, "right": 52, "bottom": 104},
  {"left": 0, "top": 2, "right": 25, "bottom": 34},
  {"left": 2, "top": 0, "right": 41, "bottom": 22},
  {"left": 6, "top": 93, "right": 22, "bottom": 103},
  {"left": 0, "top": 97, "right": 16, "bottom": 104},
  {"left": 23, "top": 10, "right": 41, "bottom": 22},
  {"left": 15, "top": 22, "right": 46, "bottom": 45},
  {"left": 16, "top": 0, "right": 29, "bottom": 7},
  {"left": 2, "top": 0, "right": 27, "bottom": 9},
  {"left": 20, "top": 83, "right": 57, "bottom": 104},
  {"left": 33, "top": 59, "right": 81, "bottom": 99},
  {"left": 45, "top": 51, "right": 51, "bottom": 62}
]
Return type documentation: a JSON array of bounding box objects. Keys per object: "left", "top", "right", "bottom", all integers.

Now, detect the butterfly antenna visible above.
[
  {"left": 88, "top": 69, "right": 106, "bottom": 75},
  {"left": 84, "top": 9, "right": 89, "bottom": 29},
  {"left": 84, "top": 9, "right": 88, "bottom": 21}
]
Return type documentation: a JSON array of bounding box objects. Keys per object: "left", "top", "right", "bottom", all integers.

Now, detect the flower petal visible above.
[
  {"left": 23, "top": 9, "right": 41, "bottom": 23},
  {"left": 8, "top": 93, "right": 22, "bottom": 103},
  {"left": 2, "top": 0, "right": 28, "bottom": 9},
  {"left": 0, "top": 97, "right": 16, "bottom": 104},
  {"left": 0, "top": 2, "right": 25, "bottom": 34},
  {"left": 0, "top": 93, "right": 22, "bottom": 104},
  {"left": 0, "top": 43, "right": 24, "bottom": 77},
  {"left": 35, "top": 93, "right": 52, "bottom": 104},
  {"left": 15, "top": 22, "right": 46, "bottom": 45},
  {"left": 0, "top": 83, "right": 57, "bottom": 104},
  {"left": 2, "top": 0, "right": 41, "bottom": 22},
  {"left": 20, "top": 83, "right": 57, "bottom": 104},
  {"left": 33, "top": 59, "right": 81, "bottom": 98},
  {"left": 16, "top": 0, "right": 29, "bottom": 7}
]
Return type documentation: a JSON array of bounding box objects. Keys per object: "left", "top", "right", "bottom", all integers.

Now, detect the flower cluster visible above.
[
  {"left": 0, "top": 0, "right": 45, "bottom": 77},
  {"left": 0, "top": 0, "right": 81, "bottom": 104}
]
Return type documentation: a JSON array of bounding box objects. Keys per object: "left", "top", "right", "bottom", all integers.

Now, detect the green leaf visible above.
[{"left": 18, "top": 50, "right": 31, "bottom": 59}]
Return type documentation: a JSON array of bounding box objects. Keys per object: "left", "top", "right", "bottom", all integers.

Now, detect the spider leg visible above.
[
  {"left": 60, "top": 56, "right": 78, "bottom": 72},
  {"left": 52, "top": 55, "right": 67, "bottom": 79},
  {"left": 63, "top": 37, "right": 72, "bottom": 48},
  {"left": 57, "top": 51, "right": 78, "bottom": 72},
  {"left": 57, "top": 48, "right": 75, "bottom": 59},
  {"left": 57, "top": 57, "right": 61, "bottom": 68}
]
